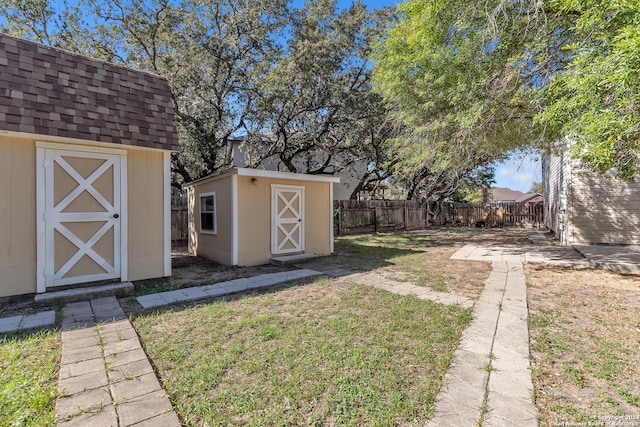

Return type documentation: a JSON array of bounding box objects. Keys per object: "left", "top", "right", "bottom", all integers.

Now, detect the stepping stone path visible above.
[
  {"left": 427, "top": 244, "right": 537, "bottom": 427},
  {"left": 56, "top": 297, "right": 180, "bottom": 426}
]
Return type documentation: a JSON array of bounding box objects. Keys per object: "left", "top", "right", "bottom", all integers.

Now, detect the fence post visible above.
[
  {"left": 404, "top": 202, "right": 408, "bottom": 230},
  {"left": 373, "top": 206, "right": 378, "bottom": 233}
]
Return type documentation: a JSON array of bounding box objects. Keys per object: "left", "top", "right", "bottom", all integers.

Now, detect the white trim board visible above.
[
  {"left": 231, "top": 174, "right": 239, "bottom": 265},
  {"left": 163, "top": 151, "right": 171, "bottom": 277},
  {"left": 184, "top": 167, "right": 341, "bottom": 188}
]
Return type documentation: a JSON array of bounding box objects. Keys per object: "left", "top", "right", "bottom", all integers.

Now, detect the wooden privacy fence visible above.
[
  {"left": 171, "top": 193, "right": 188, "bottom": 242},
  {"left": 334, "top": 200, "right": 544, "bottom": 235}
]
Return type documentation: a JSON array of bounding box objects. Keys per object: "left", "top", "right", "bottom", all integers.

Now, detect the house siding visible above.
[
  {"left": 187, "top": 178, "right": 233, "bottom": 265},
  {"left": 565, "top": 160, "right": 640, "bottom": 245},
  {"left": 127, "top": 149, "right": 166, "bottom": 281},
  {"left": 544, "top": 152, "right": 640, "bottom": 245},
  {"left": 236, "top": 176, "right": 333, "bottom": 266},
  {"left": 0, "top": 135, "right": 169, "bottom": 297},
  {"left": 542, "top": 153, "right": 565, "bottom": 240},
  {"left": 0, "top": 135, "right": 37, "bottom": 297}
]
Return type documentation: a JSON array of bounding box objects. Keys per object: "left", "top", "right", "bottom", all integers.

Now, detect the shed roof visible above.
[
  {"left": 0, "top": 32, "right": 179, "bottom": 151},
  {"left": 183, "top": 167, "right": 341, "bottom": 188}
]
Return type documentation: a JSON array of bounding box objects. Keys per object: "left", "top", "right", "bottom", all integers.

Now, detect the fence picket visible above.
[{"left": 334, "top": 200, "right": 543, "bottom": 235}]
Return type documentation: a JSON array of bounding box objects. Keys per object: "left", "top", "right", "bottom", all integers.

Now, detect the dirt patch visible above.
[{"left": 526, "top": 264, "right": 640, "bottom": 425}]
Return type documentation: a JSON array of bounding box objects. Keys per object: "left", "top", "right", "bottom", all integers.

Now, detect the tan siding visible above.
[
  {"left": 542, "top": 153, "right": 566, "bottom": 238},
  {"left": 566, "top": 161, "right": 640, "bottom": 245},
  {"left": 236, "top": 176, "right": 272, "bottom": 266},
  {"left": 237, "top": 176, "right": 332, "bottom": 266},
  {"left": 127, "top": 150, "right": 165, "bottom": 280},
  {"left": 0, "top": 135, "right": 37, "bottom": 297},
  {"left": 188, "top": 178, "right": 233, "bottom": 265}
]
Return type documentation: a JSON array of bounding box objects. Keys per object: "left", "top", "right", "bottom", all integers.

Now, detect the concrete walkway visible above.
[
  {"left": 56, "top": 297, "right": 180, "bottom": 426},
  {"left": 427, "top": 244, "right": 537, "bottom": 427}
]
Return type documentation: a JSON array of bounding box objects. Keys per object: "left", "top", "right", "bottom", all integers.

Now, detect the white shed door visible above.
[
  {"left": 272, "top": 185, "right": 304, "bottom": 255},
  {"left": 42, "top": 149, "right": 123, "bottom": 288}
]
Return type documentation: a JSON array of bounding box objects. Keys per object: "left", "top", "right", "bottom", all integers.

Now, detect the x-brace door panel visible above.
[
  {"left": 272, "top": 185, "right": 304, "bottom": 255},
  {"left": 43, "top": 149, "right": 122, "bottom": 288}
]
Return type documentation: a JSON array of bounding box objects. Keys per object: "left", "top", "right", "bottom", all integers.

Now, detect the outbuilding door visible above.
[
  {"left": 37, "top": 145, "right": 126, "bottom": 291},
  {"left": 271, "top": 185, "right": 305, "bottom": 255}
]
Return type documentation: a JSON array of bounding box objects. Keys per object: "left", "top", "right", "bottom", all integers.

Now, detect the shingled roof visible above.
[{"left": 0, "top": 33, "right": 179, "bottom": 151}]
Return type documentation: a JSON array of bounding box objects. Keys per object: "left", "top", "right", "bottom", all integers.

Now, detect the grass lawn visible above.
[
  {"left": 133, "top": 280, "right": 472, "bottom": 426},
  {"left": 324, "top": 232, "right": 491, "bottom": 299},
  {"left": 526, "top": 265, "right": 640, "bottom": 426},
  {"left": 0, "top": 329, "right": 61, "bottom": 426}
]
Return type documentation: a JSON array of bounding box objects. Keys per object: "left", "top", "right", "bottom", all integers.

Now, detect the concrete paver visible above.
[
  {"left": 574, "top": 244, "right": 640, "bottom": 274},
  {"left": 0, "top": 315, "right": 23, "bottom": 333},
  {"left": 136, "top": 268, "right": 325, "bottom": 309},
  {"left": 56, "top": 297, "right": 180, "bottom": 427},
  {"left": 428, "top": 244, "right": 537, "bottom": 427},
  {"left": 0, "top": 310, "right": 56, "bottom": 334}
]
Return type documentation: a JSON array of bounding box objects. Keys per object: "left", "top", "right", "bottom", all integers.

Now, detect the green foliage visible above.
[
  {"left": 372, "top": 0, "right": 640, "bottom": 184},
  {"left": 0, "top": 330, "right": 61, "bottom": 426},
  {"left": 538, "top": 0, "right": 640, "bottom": 179},
  {"left": 529, "top": 182, "right": 543, "bottom": 194},
  {"left": 1, "top": 0, "right": 396, "bottom": 190}
]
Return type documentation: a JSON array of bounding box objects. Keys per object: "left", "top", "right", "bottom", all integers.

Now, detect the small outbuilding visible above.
[
  {"left": 184, "top": 168, "right": 339, "bottom": 266},
  {"left": 0, "top": 33, "right": 179, "bottom": 298}
]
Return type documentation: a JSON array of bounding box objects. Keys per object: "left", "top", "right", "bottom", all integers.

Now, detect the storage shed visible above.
[
  {"left": 184, "top": 168, "right": 339, "bottom": 266},
  {"left": 0, "top": 33, "right": 179, "bottom": 298}
]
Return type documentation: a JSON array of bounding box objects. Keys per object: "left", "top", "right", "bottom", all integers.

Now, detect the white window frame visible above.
[{"left": 199, "top": 191, "right": 217, "bottom": 235}]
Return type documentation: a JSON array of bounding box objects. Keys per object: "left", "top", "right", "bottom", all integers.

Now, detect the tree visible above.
[
  {"left": 2, "top": 0, "right": 398, "bottom": 190},
  {"left": 82, "top": 0, "right": 290, "bottom": 186},
  {"left": 529, "top": 182, "right": 543, "bottom": 194},
  {"left": 243, "top": 0, "right": 396, "bottom": 199},
  {"left": 1, "top": 0, "right": 290, "bottom": 187},
  {"left": 371, "top": 0, "right": 640, "bottom": 183}
]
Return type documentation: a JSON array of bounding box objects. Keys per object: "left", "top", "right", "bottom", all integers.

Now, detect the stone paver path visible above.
[
  {"left": 56, "top": 297, "right": 180, "bottom": 426},
  {"left": 427, "top": 244, "right": 537, "bottom": 427}
]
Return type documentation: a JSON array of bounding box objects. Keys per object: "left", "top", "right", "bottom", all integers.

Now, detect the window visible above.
[{"left": 199, "top": 192, "right": 217, "bottom": 234}]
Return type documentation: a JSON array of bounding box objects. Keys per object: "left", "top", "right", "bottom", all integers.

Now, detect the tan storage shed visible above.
[
  {"left": 0, "top": 33, "right": 179, "bottom": 298},
  {"left": 184, "top": 168, "right": 339, "bottom": 266}
]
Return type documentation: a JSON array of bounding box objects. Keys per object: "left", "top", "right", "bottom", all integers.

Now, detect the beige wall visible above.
[
  {"left": 0, "top": 134, "right": 169, "bottom": 298},
  {"left": 544, "top": 151, "right": 640, "bottom": 245},
  {"left": 565, "top": 160, "right": 640, "bottom": 245},
  {"left": 187, "top": 177, "right": 233, "bottom": 265},
  {"left": 127, "top": 149, "right": 166, "bottom": 281},
  {"left": 0, "top": 135, "right": 37, "bottom": 297},
  {"left": 542, "top": 153, "right": 565, "bottom": 240},
  {"left": 237, "top": 176, "right": 332, "bottom": 266}
]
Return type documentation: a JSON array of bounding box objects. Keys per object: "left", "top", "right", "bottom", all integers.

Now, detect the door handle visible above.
[{"left": 113, "top": 214, "right": 119, "bottom": 219}]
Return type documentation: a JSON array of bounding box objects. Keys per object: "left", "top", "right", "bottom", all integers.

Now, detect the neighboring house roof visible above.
[
  {"left": 0, "top": 32, "right": 179, "bottom": 151},
  {"left": 491, "top": 187, "right": 542, "bottom": 203}
]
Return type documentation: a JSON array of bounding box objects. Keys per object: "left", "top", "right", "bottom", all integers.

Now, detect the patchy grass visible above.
[
  {"left": 322, "top": 231, "right": 491, "bottom": 299},
  {"left": 133, "top": 279, "right": 472, "bottom": 426},
  {"left": 0, "top": 329, "right": 61, "bottom": 426},
  {"left": 526, "top": 265, "right": 640, "bottom": 426}
]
